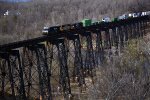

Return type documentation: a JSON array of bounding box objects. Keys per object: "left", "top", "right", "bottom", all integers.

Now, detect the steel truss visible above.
[
  {"left": 0, "top": 50, "right": 26, "bottom": 100},
  {"left": 64, "top": 34, "right": 85, "bottom": 90},
  {"left": 80, "top": 32, "right": 96, "bottom": 79},
  {"left": 46, "top": 38, "right": 72, "bottom": 99}
]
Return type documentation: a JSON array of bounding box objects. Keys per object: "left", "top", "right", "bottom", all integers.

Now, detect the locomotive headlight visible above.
[
  {"left": 43, "top": 26, "right": 61, "bottom": 35},
  {"left": 42, "top": 26, "right": 49, "bottom": 34}
]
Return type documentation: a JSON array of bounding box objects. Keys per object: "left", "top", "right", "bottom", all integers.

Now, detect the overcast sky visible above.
[{"left": 0, "top": 0, "right": 31, "bottom": 2}]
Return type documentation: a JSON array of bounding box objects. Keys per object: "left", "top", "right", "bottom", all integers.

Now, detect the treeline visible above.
[{"left": 0, "top": 0, "right": 150, "bottom": 44}]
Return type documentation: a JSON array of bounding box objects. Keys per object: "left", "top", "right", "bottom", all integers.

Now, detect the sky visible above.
[{"left": 0, "top": 0, "right": 31, "bottom": 2}]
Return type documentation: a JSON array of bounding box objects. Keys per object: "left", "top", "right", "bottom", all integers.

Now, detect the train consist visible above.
[{"left": 43, "top": 11, "right": 150, "bottom": 33}]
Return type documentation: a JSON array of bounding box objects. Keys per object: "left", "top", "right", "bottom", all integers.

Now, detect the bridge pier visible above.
[
  {"left": 93, "top": 30, "right": 104, "bottom": 66},
  {"left": 112, "top": 27, "right": 119, "bottom": 49},
  {"left": 64, "top": 34, "right": 85, "bottom": 91},
  {"left": 46, "top": 38, "right": 72, "bottom": 100},
  {"left": 79, "top": 31, "right": 96, "bottom": 81},
  {"left": 0, "top": 50, "right": 26, "bottom": 100},
  {"left": 21, "top": 44, "right": 52, "bottom": 100}
]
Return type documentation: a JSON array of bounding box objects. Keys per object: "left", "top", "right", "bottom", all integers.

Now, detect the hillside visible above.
[{"left": 0, "top": 0, "right": 150, "bottom": 44}]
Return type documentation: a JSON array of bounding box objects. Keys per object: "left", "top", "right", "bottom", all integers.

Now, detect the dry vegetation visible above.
[
  {"left": 88, "top": 38, "right": 150, "bottom": 100},
  {"left": 0, "top": 0, "right": 150, "bottom": 44}
]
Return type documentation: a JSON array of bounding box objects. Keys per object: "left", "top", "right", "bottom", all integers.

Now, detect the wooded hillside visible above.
[{"left": 0, "top": 0, "right": 150, "bottom": 44}]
